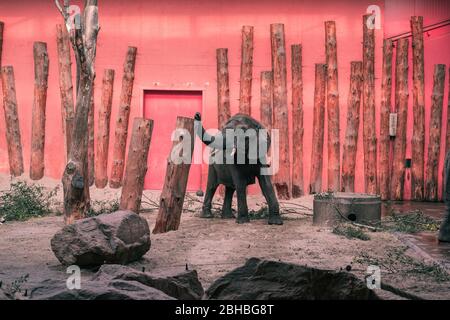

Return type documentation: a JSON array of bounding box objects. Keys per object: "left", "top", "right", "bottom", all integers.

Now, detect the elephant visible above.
[
  {"left": 193, "top": 112, "right": 283, "bottom": 225},
  {"left": 439, "top": 151, "right": 450, "bottom": 242}
]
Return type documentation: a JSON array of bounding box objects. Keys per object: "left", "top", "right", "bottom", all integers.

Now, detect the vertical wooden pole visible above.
[
  {"left": 291, "top": 44, "right": 304, "bottom": 198},
  {"left": 30, "top": 42, "right": 49, "bottom": 180},
  {"left": 325, "top": 21, "right": 340, "bottom": 192},
  {"left": 270, "top": 23, "right": 290, "bottom": 199},
  {"left": 110, "top": 46, "right": 137, "bottom": 188},
  {"left": 95, "top": 69, "right": 115, "bottom": 188},
  {"left": 391, "top": 38, "right": 409, "bottom": 200},
  {"left": 239, "top": 25, "right": 253, "bottom": 115},
  {"left": 0, "top": 22, "right": 4, "bottom": 68},
  {"left": 153, "top": 117, "right": 195, "bottom": 234},
  {"left": 216, "top": 48, "right": 231, "bottom": 128},
  {"left": 341, "top": 61, "right": 364, "bottom": 192},
  {"left": 56, "top": 24, "right": 75, "bottom": 160},
  {"left": 120, "top": 118, "right": 154, "bottom": 213},
  {"left": 379, "top": 39, "right": 394, "bottom": 200},
  {"left": 1, "top": 66, "right": 23, "bottom": 176},
  {"left": 260, "top": 71, "right": 273, "bottom": 131},
  {"left": 425, "top": 64, "right": 446, "bottom": 201},
  {"left": 87, "top": 85, "right": 95, "bottom": 186},
  {"left": 309, "top": 64, "right": 327, "bottom": 194},
  {"left": 362, "top": 14, "right": 378, "bottom": 194},
  {"left": 443, "top": 67, "right": 450, "bottom": 198},
  {"left": 411, "top": 16, "right": 426, "bottom": 201}
]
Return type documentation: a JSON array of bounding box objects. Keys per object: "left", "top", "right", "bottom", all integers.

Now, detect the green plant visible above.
[
  {"left": 2, "top": 274, "right": 29, "bottom": 299},
  {"left": 379, "top": 210, "right": 440, "bottom": 234},
  {"left": 0, "top": 181, "right": 57, "bottom": 221},
  {"left": 248, "top": 206, "right": 269, "bottom": 220},
  {"left": 332, "top": 224, "right": 371, "bottom": 241},
  {"left": 87, "top": 199, "right": 120, "bottom": 217}
]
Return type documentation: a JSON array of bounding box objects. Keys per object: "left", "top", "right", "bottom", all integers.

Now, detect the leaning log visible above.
[
  {"left": 260, "top": 71, "right": 273, "bottom": 131},
  {"left": 217, "top": 48, "right": 231, "bottom": 128},
  {"left": 379, "top": 39, "right": 394, "bottom": 200},
  {"left": 425, "top": 64, "right": 446, "bottom": 201},
  {"left": 87, "top": 85, "right": 95, "bottom": 186},
  {"left": 391, "top": 38, "right": 409, "bottom": 201},
  {"left": 411, "top": 16, "right": 426, "bottom": 201},
  {"left": 1, "top": 66, "right": 24, "bottom": 176},
  {"left": 309, "top": 64, "right": 327, "bottom": 194},
  {"left": 325, "top": 21, "right": 340, "bottom": 192},
  {"left": 239, "top": 26, "right": 254, "bottom": 115},
  {"left": 291, "top": 44, "right": 304, "bottom": 198},
  {"left": 30, "top": 42, "right": 49, "bottom": 180},
  {"left": 95, "top": 69, "right": 115, "bottom": 188},
  {"left": 120, "top": 118, "right": 154, "bottom": 213},
  {"left": 56, "top": 24, "right": 75, "bottom": 160},
  {"left": 153, "top": 117, "right": 195, "bottom": 234},
  {"left": 270, "top": 23, "right": 290, "bottom": 199},
  {"left": 341, "top": 61, "right": 363, "bottom": 192},
  {"left": 362, "top": 14, "right": 377, "bottom": 194},
  {"left": 110, "top": 46, "right": 138, "bottom": 188}
]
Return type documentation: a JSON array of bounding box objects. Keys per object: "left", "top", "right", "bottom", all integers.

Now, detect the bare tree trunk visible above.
[
  {"left": 325, "top": 21, "right": 340, "bottom": 192},
  {"left": 120, "top": 117, "right": 154, "bottom": 213},
  {"left": 391, "top": 38, "right": 409, "bottom": 201},
  {"left": 443, "top": 67, "right": 450, "bottom": 198},
  {"left": 270, "top": 23, "right": 290, "bottom": 199},
  {"left": 56, "top": 24, "right": 75, "bottom": 160},
  {"left": 0, "top": 21, "right": 4, "bottom": 68},
  {"left": 153, "top": 117, "right": 195, "bottom": 234},
  {"left": 95, "top": 69, "right": 114, "bottom": 188},
  {"left": 291, "top": 44, "right": 304, "bottom": 198},
  {"left": 309, "top": 64, "right": 327, "bottom": 194},
  {"left": 239, "top": 25, "right": 253, "bottom": 115},
  {"left": 260, "top": 71, "right": 273, "bottom": 131},
  {"left": 110, "top": 46, "right": 137, "bottom": 188},
  {"left": 379, "top": 39, "right": 394, "bottom": 200},
  {"left": 30, "top": 42, "right": 49, "bottom": 180},
  {"left": 216, "top": 48, "right": 231, "bottom": 128},
  {"left": 425, "top": 64, "right": 446, "bottom": 201},
  {"left": 411, "top": 16, "right": 425, "bottom": 201},
  {"left": 362, "top": 14, "right": 377, "bottom": 194},
  {"left": 341, "top": 61, "right": 363, "bottom": 192},
  {"left": 87, "top": 85, "right": 95, "bottom": 186},
  {"left": 1, "top": 66, "right": 23, "bottom": 176}
]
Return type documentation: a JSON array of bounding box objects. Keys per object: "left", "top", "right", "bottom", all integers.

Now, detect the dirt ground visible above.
[{"left": 0, "top": 173, "right": 449, "bottom": 300}]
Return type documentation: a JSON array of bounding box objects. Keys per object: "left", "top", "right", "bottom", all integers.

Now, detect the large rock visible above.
[
  {"left": 51, "top": 210, "right": 150, "bottom": 266},
  {"left": 28, "top": 265, "right": 204, "bottom": 300},
  {"left": 206, "top": 258, "right": 380, "bottom": 300}
]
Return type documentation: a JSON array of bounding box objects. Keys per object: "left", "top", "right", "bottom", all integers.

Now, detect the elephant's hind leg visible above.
[
  {"left": 201, "top": 167, "right": 218, "bottom": 218},
  {"left": 221, "top": 187, "right": 235, "bottom": 219}
]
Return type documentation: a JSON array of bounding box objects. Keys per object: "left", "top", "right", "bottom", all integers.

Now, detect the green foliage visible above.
[
  {"left": 248, "top": 206, "right": 269, "bottom": 220},
  {"left": 2, "top": 274, "right": 29, "bottom": 299},
  {"left": 380, "top": 210, "right": 440, "bottom": 234},
  {"left": 332, "top": 224, "right": 371, "bottom": 241},
  {"left": 87, "top": 199, "right": 120, "bottom": 217},
  {"left": 0, "top": 181, "right": 57, "bottom": 221}
]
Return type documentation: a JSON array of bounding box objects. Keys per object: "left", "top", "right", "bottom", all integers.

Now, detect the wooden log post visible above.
[
  {"left": 325, "top": 21, "right": 340, "bottom": 192},
  {"left": 362, "top": 14, "right": 377, "bottom": 194},
  {"left": 153, "top": 117, "right": 195, "bottom": 234},
  {"left": 309, "top": 64, "right": 327, "bottom": 194},
  {"left": 270, "top": 23, "right": 290, "bottom": 199},
  {"left": 239, "top": 26, "right": 254, "bottom": 115},
  {"left": 444, "top": 67, "right": 450, "bottom": 198},
  {"left": 291, "top": 44, "right": 304, "bottom": 198},
  {"left": 391, "top": 38, "right": 409, "bottom": 201},
  {"left": 87, "top": 85, "right": 95, "bottom": 186},
  {"left": 110, "top": 46, "right": 137, "bottom": 188},
  {"left": 119, "top": 118, "right": 154, "bottom": 213},
  {"left": 216, "top": 48, "right": 231, "bottom": 128},
  {"left": 95, "top": 69, "right": 115, "bottom": 188},
  {"left": 425, "top": 64, "right": 446, "bottom": 201},
  {"left": 411, "top": 16, "right": 426, "bottom": 201},
  {"left": 30, "top": 42, "right": 49, "bottom": 180},
  {"left": 341, "top": 61, "right": 364, "bottom": 192},
  {"left": 1, "top": 66, "right": 24, "bottom": 176},
  {"left": 56, "top": 24, "right": 75, "bottom": 160},
  {"left": 260, "top": 71, "right": 273, "bottom": 131},
  {"left": 0, "top": 21, "right": 4, "bottom": 67},
  {"left": 379, "top": 39, "right": 394, "bottom": 200}
]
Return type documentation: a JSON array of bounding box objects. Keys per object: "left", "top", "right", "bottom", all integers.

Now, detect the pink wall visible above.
[{"left": 0, "top": 0, "right": 448, "bottom": 198}]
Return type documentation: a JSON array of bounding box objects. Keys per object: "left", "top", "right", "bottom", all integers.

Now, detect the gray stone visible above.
[
  {"left": 51, "top": 210, "right": 150, "bottom": 266},
  {"left": 206, "top": 258, "right": 380, "bottom": 300}
]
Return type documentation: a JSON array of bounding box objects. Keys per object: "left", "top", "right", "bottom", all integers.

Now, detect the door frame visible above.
[{"left": 138, "top": 86, "right": 206, "bottom": 191}]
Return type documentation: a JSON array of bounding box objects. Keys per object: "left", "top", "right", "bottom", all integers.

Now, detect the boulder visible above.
[
  {"left": 205, "top": 258, "right": 380, "bottom": 300},
  {"left": 51, "top": 210, "right": 150, "bottom": 266}
]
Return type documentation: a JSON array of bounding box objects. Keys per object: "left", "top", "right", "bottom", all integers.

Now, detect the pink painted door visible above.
[{"left": 143, "top": 90, "right": 202, "bottom": 191}]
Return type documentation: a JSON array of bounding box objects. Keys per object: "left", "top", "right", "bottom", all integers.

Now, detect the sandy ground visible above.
[{"left": 0, "top": 174, "right": 449, "bottom": 300}]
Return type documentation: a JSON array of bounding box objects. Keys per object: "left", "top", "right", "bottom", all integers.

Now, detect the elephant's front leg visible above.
[
  {"left": 258, "top": 173, "right": 283, "bottom": 225},
  {"left": 221, "top": 187, "right": 235, "bottom": 219},
  {"left": 230, "top": 168, "right": 250, "bottom": 223},
  {"left": 201, "top": 167, "right": 218, "bottom": 218}
]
